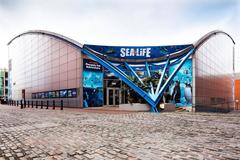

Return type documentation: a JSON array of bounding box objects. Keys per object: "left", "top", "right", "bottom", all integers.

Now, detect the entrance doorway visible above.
[{"left": 106, "top": 88, "right": 121, "bottom": 106}]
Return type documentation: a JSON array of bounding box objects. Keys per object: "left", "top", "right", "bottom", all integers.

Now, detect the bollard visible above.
[
  {"left": 24, "top": 100, "right": 26, "bottom": 108},
  {"left": 236, "top": 100, "right": 239, "bottom": 110},
  {"left": 28, "top": 101, "right": 30, "bottom": 108},
  {"left": 41, "top": 101, "right": 43, "bottom": 109},
  {"left": 31, "top": 101, "right": 34, "bottom": 108},
  {"left": 61, "top": 100, "right": 63, "bottom": 110},
  {"left": 17, "top": 101, "right": 19, "bottom": 106},
  {"left": 53, "top": 100, "right": 55, "bottom": 110},
  {"left": 20, "top": 100, "right": 23, "bottom": 109},
  {"left": 36, "top": 101, "right": 38, "bottom": 108},
  {"left": 46, "top": 101, "right": 49, "bottom": 109}
]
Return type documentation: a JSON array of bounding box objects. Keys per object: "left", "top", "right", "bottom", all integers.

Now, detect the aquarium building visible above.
[{"left": 8, "top": 30, "right": 235, "bottom": 112}]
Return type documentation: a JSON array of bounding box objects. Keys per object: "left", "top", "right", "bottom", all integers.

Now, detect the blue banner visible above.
[
  {"left": 82, "top": 59, "right": 103, "bottom": 108},
  {"left": 84, "top": 44, "right": 192, "bottom": 60},
  {"left": 168, "top": 59, "right": 192, "bottom": 106}
]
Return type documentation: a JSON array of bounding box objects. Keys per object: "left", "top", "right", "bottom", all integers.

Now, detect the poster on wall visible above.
[
  {"left": 168, "top": 59, "right": 192, "bottom": 106},
  {"left": 82, "top": 59, "right": 103, "bottom": 108}
]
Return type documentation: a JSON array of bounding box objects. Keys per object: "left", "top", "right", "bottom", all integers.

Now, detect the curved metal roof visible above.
[
  {"left": 7, "top": 30, "right": 83, "bottom": 48},
  {"left": 193, "top": 30, "right": 235, "bottom": 49},
  {"left": 8, "top": 29, "right": 235, "bottom": 59}
]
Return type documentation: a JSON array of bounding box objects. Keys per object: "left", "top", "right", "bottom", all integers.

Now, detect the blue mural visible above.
[
  {"left": 83, "top": 59, "right": 103, "bottom": 107},
  {"left": 168, "top": 59, "right": 192, "bottom": 106}
]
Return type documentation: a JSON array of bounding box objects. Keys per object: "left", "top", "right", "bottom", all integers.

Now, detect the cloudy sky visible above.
[{"left": 0, "top": 0, "right": 239, "bottom": 70}]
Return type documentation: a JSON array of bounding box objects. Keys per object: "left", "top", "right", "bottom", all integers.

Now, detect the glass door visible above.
[{"left": 107, "top": 88, "right": 121, "bottom": 106}]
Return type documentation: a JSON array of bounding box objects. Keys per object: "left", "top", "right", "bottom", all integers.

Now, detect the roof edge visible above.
[
  {"left": 8, "top": 30, "right": 235, "bottom": 52},
  {"left": 7, "top": 30, "right": 83, "bottom": 48},
  {"left": 193, "top": 30, "right": 235, "bottom": 50}
]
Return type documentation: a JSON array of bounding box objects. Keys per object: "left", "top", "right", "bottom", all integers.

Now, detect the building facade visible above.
[
  {"left": 0, "top": 69, "right": 8, "bottom": 103},
  {"left": 193, "top": 33, "right": 235, "bottom": 112},
  {"left": 8, "top": 30, "right": 235, "bottom": 112},
  {"left": 8, "top": 31, "right": 84, "bottom": 107}
]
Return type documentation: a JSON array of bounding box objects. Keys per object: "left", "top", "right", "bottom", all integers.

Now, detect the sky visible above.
[{"left": 0, "top": 0, "right": 239, "bottom": 71}]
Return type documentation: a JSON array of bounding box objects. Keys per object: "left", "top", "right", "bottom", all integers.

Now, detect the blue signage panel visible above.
[
  {"left": 83, "top": 58, "right": 103, "bottom": 71},
  {"left": 168, "top": 59, "right": 192, "bottom": 106},
  {"left": 84, "top": 44, "right": 192, "bottom": 59},
  {"left": 82, "top": 59, "right": 103, "bottom": 108}
]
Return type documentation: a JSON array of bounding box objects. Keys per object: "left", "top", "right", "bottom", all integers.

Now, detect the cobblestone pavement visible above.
[{"left": 0, "top": 105, "right": 240, "bottom": 160}]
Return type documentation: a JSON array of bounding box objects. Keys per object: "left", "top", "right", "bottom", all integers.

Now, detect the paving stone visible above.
[
  {"left": 0, "top": 147, "right": 6, "bottom": 150},
  {"left": 13, "top": 149, "right": 21, "bottom": 153},
  {"left": 5, "top": 153, "right": 12, "bottom": 157},
  {"left": 108, "top": 150, "right": 117, "bottom": 155},
  {"left": 76, "top": 150, "right": 84, "bottom": 155},
  {"left": 104, "top": 153, "right": 115, "bottom": 159},
  {"left": 28, "top": 153, "right": 38, "bottom": 158},
  {"left": 16, "top": 152, "right": 24, "bottom": 157},
  {"left": 74, "top": 154, "right": 84, "bottom": 159},
  {"left": 95, "top": 149, "right": 105, "bottom": 155},
  {"left": 67, "top": 151, "right": 76, "bottom": 156},
  {"left": 117, "top": 153, "right": 128, "bottom": 159},
  {"left": 84, "top": 153, "right": 95, "bottom": 159}
]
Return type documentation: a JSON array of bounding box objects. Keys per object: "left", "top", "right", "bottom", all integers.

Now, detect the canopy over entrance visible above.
[{"left": 82, "top": 44, "right": 195, "bottom": 112}]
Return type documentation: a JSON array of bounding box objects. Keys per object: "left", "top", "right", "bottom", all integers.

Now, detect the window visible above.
[
  {"left": 68, "top": 88, "right": 77, "bottom": 98},
  {"left": 60, "top": 90, "right": 68, "bottom": 98},
  {"left": 55, "top": 90, "right": 60, "bottom": 98},
  {"left": 49, "top": 91, "right": 55, "bottom": 98},
  {"left": 32, "top": 93, "right": 36, "bottom": 99},
  {"left": 32, "top": 88, "right": 77, "bottom": 99},
  {"left": 44, "top": 92, "right": 49, "bottom": 98}
]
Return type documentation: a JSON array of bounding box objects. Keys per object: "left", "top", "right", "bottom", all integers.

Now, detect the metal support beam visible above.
[
  {"left": 81, "top": 47, "right": 157, "bottom": 111},
  {"left": 145, "top": 62, "right": 154, "bottom": 95},
  {"left": 82, "top": 46, "right": 195, "bottom": 113},
  {"left": 155, "top": 48, "right": 195, "bottom": 105},
  {"left": 155, "top": 59, "right": 169, "bottom": 97},
  {"left": 124, "top": 62, "right": 144, "bottom": 85}
]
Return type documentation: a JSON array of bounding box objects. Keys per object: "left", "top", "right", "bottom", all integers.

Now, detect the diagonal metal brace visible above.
[{"left": 81, "top": 47, "right": 157, "bottom": 111}]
